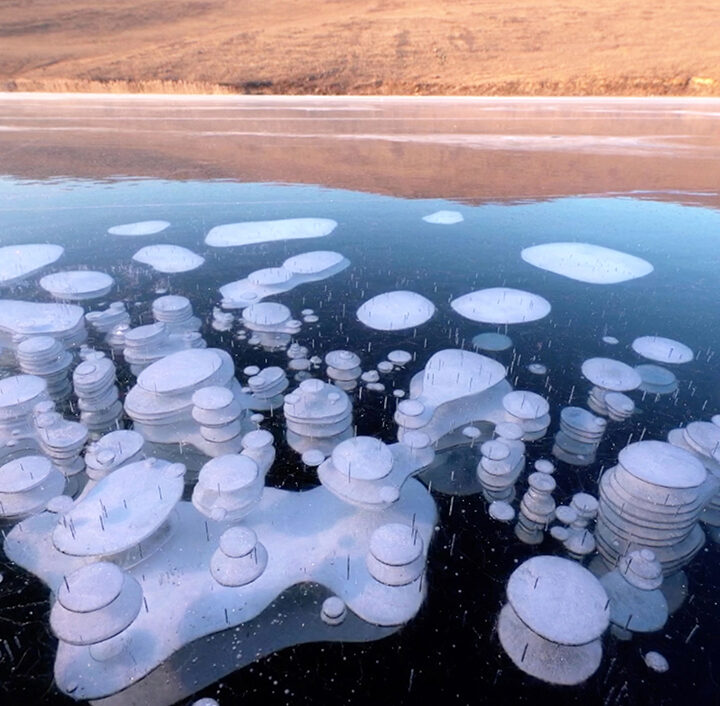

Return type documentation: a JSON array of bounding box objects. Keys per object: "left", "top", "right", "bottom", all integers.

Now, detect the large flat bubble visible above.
[
  {"left": 521, "top": 242, "right": 653, "bottom": 284},
  {"left": 132, "top": 245, "right": 205, "bottom": 273},
  {"left": 205, "top": 218, "right": 337, "bottom": 247},
  {"left": 108, "top": 221, "right": 171, "bottom": 236},
  {"left": 451, "top": 287, "right": 551, "bottom": 324},
  {"left": 0, "top": 244, "right": 64, "bottom": 286},
  {"left": 357, "top": 291, "right": 435, "bottom": 331}
]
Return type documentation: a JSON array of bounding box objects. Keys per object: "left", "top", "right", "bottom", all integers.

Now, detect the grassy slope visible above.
[{"left": 1, "top": 0, "right": 719, "bottom": 95}]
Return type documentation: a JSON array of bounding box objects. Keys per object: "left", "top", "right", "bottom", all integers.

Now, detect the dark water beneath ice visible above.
[{"left": 1, "top": 176, "right": 720, "bottom": 706}]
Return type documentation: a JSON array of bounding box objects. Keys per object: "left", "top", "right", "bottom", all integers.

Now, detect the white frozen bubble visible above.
[
  {"left": 422, "top": 210, "right": 464, "bottom": 225},
  {"left": 0, "top": 300, "right": 86, "bottom": 348},
  {"left": 644, "top": 651, "right": 669, "bottom": 673},
  {"left": 0, "top": 244, "right": 64, "bottom": 286},
  {"left": 357, "top": 291, "right": 435, "bottom": 331},
  {"left": 205, "top": 218, "right": 337, "bottom": 247},
  {"left": 631, "top": 335, "right": 694, "bottom": 364},
  {"left": 489, "top": 500, "right": 515, "bottom": 522},
  {"left": 527, "top": 362, "right": 547, "bottom": 375},
  {"left": 108, "top": 220, "right": 170, "bottom": 236},
  {"left": 521, "top": 242, "right": 653, "bottom": 284},
  {"left": 366, "top": 382, "right": 386, "bottom": 393},
  {"left": 361, "top": 370, "right": 380, "bottom": 383},
  {"left": 283, "top": 250, "right": 347, "bottom": 275},
  {"left": 636, "top": 364, "right": 677, "bottom": 387},
  {"left": 39, "top": 270, "right": 114, "bottom": 301},
  {"left": 451, "top": 287, "right": 551, "bottom": 325},
  {"left": 534, "top": 459, "right": 555, "bottom": 474},
  {"left": 472, "top": 332, "right": 513, "bottom": 352},
  {"left": 581, "top": 357, "right": 642, "bottom": 392},
  {"left": 132, "top": 245, "right": 205, "bottom": 273},
  {"left": 387, "top": 350, "right": 412, "bottom": 365},
  {"left": 220, "top": 251, "right": 349, "bottom": 308},
  {"left": 602, "top": 336, "right": 619, "bottom": 345},
  {"left": 301, "top": 449, "right": 326, "bottom": 467}
]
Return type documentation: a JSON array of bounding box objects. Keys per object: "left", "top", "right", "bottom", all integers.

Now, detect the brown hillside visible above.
[{"left": 0, "top": 0, "right": 719, "bottom": 95}]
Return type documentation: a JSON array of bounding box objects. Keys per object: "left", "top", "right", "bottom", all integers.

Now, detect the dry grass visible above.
[{"left": 1, "top": 0, "right": 719, "bottom": 95}]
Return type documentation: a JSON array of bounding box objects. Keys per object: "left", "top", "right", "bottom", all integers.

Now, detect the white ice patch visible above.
[
  {"left": 39, "top": 270, "right": 114, "bottom": 301},
  {"left": 451, "top": 287, "right": 551, "bottom": 325},
  {"left": 422, "top": 211, "right": 464, "bottom": 225},
  {"left": 108, "top": 221, "right": 170, "bottom": 236},
  {"left": 0, "top": 244, "right": 64, "bottom": 286},
  {"left": 0, "top": 300, "right": 85, "bottom": 348},
  {"left": 631, "top": 335, "right": 694, "bottom": 364},
  {"left": 357, "top": 291, "right": 435, "bottom": 331},
  {"left": 132, "top": 245, "right": 205, "bottom": 273},
  {"left": 220, "top": 250, "right": 349, "bottom": 309},
  {"left": 205, "top": 218, "right": 337, "bottom": 247},
  {"left": 521, "top": 242, "right": 653, "bottom": 284}
]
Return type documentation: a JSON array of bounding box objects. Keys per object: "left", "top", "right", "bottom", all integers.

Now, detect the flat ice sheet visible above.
[
  {"left": 108, "top": 221, "right": 170, "bottom": 236},
  {"left": 357, "top": 291, "right": 435, "bottom": 331},
  {"left": 521, "top": 242, "right": 653, "bottom": 284},
  {"left": 0, "top": 244, "right": 64, "bottom": 286},
  {"left": 451, "top": 287, "right": 551, "bottom": 324},
  {"left": 205, "top": 218, "right": 337, "bottom": 247},
  {"left": 422, "top": 211, "right": 464, "bottom": 225},
  {"left": 132, "top": 245, "right": 205, "bottom": 273}
]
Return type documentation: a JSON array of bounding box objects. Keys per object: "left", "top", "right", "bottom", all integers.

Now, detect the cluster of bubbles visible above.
[{"left": 0, "top": 216, "right": 715, "bottom": 705}]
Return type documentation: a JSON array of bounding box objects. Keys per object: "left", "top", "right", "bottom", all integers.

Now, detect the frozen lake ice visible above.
[{"left": 0, "top": 95, "right": 719, "bottom": 706}]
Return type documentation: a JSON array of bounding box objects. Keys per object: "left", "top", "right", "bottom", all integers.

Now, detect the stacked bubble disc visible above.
[
  {"left": 283, "top": 379, "right": 353, "bottom": 455},
  {"left": 16, "top": 336, "right": 73, "bottom": 400},
  {"left": 477, "top": 439, "right": 524, "bottom": 503},
  {"left": 325, "top": 350, "right": 362, "bottom": 391},
  {"left": 0, "top": 375, "right": 50, "bottom": 459},
  {"left": 600, "top": 548, "right": 668, "bottom": 635},
  {"left": 193, "top": 454, "right": 264, "bottom": 522},
  {"left": 635, "top": 364, "right": 678, "bottom": 395},
  {"left": 211, "top": 526, "right": 268, "bottom": 587},
  {"left": 596, "top": 440, "right": 711, "bottom": 574},
  {"left": 667, "top": 420, "right": 720, "bottom": 539},
  {"left": 152, "top": 295, "right": 200, "bottom": 333},
  {"left": 603, "top": 392, "right": 635, "bottom": 422},
  {"left": 85, "top": 301, "right": 130, "bottom": 347},
  {"left": 0, "top": 455, "right": 66, "bottom": 521},
  {"left": 211, "top": 308, "right": 234, "bottom": 332},
  {"left": 32, "top": 400, "right": 88, "bottom": 480},
  {"left": 581, "top": 357, "right": 641, "bottom": 418},
  {"left": 497, "top": 556, "right": 610, "bottom": 685},
  {"left": 501, "top": 391, "right": 550, "bottom": 441},
  {"left": 73, "top": 351, "right": 123, "bottom": 434},
  {"left": 553, "top": 406, "right": 607, "bottom": 466},
  {"left": 50, "top": 562, "right": 143, "bottom": 647},
  {"left": 515, "top": 472, "right": 556, "bottom": 545},
  {"left": 246, "top": 367, "right": 289, "bottom": 411},
  {"left": 192, "top": 386, "right": 245, "bottom": 443},
  {"left": 241, "top": 302, "right": 301, "bottom": 350},
  {"left": 570, "top": 492, "right": 599, "bottom": 528},
  {"left": 286, "top": 343, "right": 311, "bottom": 372},
  {"left": 84, "top": 430, "right": 145, "bottom": 482},
  {"left": 123, "top": 322, "right": 206, "bottom": 375},
  {"left": 124, "top": 349, "right": 244, "bottom": 458},
  {"left": 366, "top": 523, "right": 425, "bottom": 587}
]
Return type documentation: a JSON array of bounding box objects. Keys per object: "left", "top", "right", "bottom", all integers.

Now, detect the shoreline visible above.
[{"left": 2, "top": 78, "right": 718, "bottom": 98}]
